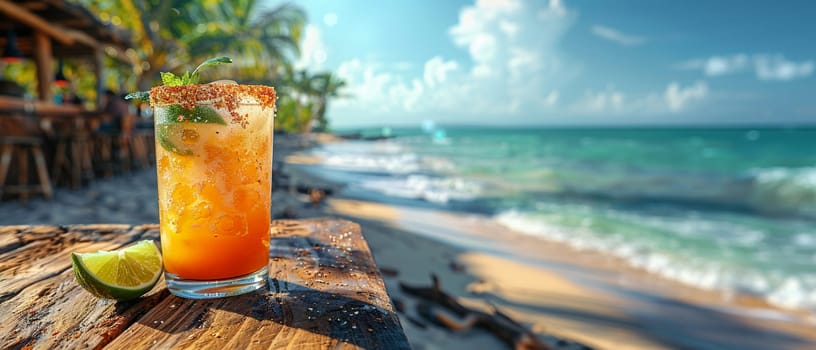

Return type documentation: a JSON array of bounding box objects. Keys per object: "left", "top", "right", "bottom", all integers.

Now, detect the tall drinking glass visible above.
[{"left": 151, "top": 83, "right": 275, "bottom": 299}]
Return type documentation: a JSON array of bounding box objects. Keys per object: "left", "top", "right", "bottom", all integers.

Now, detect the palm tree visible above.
[
  {"left": 81, "top": 0, "right": 342, "bottom": 133},
  {"left": 80, "top": 0, "right": 305, "bottom": 89},
  {"left": 279, "top": 68, "right": 346, "bottom": 133},
  {"left": 277, "top": 68, "right": 318, "bottom": 132},
  {"left": 274, "top": 95, "right": 313, "bottom": 133},
  {"left": 184, "top": 1, "right": 305, "bottom": 82},
  {"left": 80, "top": 0, "right": 195, "bottom": 90},
  {"left": 307, "top": 72, "right": 347, "bottom": 132}
]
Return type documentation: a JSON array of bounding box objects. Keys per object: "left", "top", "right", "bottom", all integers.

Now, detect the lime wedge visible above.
[
  {"left": 71, "top": 240, "right": 163, "bottom": 301},
  {"left": 156, "top": 104, "right": 226, "bottom": 156},
  {"left": 157, "top": 124, "right": 195, "bottom": 156},
  {"left": 164, "top": 104, "right": 226, "bottom": 125}
]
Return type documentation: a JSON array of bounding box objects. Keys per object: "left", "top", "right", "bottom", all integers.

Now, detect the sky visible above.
[{"left": 268, "top": 0, "right": 816, "bottom": 128}]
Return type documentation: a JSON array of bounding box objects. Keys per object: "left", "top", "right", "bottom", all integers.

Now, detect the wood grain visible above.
[
  {"left": 0, "top": 225, "right": 164, "bottom": 349},
  {"left": 0, "top": 219, "right": 409, "bottom": 350}
]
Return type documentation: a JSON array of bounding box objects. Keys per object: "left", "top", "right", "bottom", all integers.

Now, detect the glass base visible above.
[{"left": 165, "top": 265, "right": 268, "bottom": 299}]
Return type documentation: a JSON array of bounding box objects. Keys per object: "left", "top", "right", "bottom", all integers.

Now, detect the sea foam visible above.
[
  {"left": 359, "top": 175, "right": 481, "bottom": 203},
  {"left": 312, "top": 141, "right": 481, "bottom": 203},
  {"left": 748, "top": 166, "right": 816, "bottom": 218},
  {"left": 495, "top": 209, "right": 816, "bottom": 311},
  {"left": 310, "top": 132, "right": 816, "bottom": 312}
]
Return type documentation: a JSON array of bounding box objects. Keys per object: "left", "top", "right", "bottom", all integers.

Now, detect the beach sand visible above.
[
  {"left": 2, "top": 133, "right": 815, "bottom": 349},
  {"left": 323, "top": 196, "right": 816, "bottom": 350}
]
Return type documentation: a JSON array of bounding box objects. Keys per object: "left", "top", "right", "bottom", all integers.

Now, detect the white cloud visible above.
[
  {"left": 755, "top": 55, "right": 814, "bottom": 81},
  {"left": 572, "top": 88, "right": 625, "bottom": 113},
  {"left": 469, "top": 34, "right": 498, "bottom": 64},
  {"left": 334, "top": 60, "right": 426, "bottom": 114},
  {"left": 542, "top": 0, "right": 566, "bottom": 17},
  {"left": 701, "top": 55, "right": 749, "bottom": 76},
  {"left": 591, "top": 25, "right": 646, "bottom": 47},
  {"left": 295, "top": 25, "right": 327, "bottom": 70},
  {"left": 499, "top": 21, "right": 520, "bottom": 38},
  {"left": 334, "top": 59, "right": 392, "bottom": 112},
  {"left": 677, "top": 54, "right": 813, "bottom": 81},
  {"left": 323, "top": 13, "right": 338, "bottom": 27},
  {"left": 423, "top": 57, "right": 459, "bottom": 87},
  {"left": 331, "top": 0, "right": 576, "bottom": 125},
  {"left": 507, "top": 48, "right": 539, "bottom": 80},
  {"left": 665, "top": 81, "right": 708, "bottom": 112},
  {"left": 390, "top": 79, "right": 425, "bottom": 111},
  {"left": 571, "top": 81, "right": 707, "bottom": 115},
  {"left": 544, "top": 90, "right": 559, "bottom": 107}
]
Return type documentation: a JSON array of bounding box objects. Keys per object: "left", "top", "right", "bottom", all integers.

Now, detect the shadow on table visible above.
[
  {"left": 131, "top": 221, "right": 410, "bottom": 349},
  {"left": 129, "top": 280, "right": 408, "bottom": 349}
]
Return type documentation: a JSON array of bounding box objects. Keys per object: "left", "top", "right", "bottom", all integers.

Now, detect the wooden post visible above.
[
  {"left": 94, "top": 48, "right": 105, "bottom": 108},
  {"left": 33, "top": 31, "right": 53, "bottom": 102}
]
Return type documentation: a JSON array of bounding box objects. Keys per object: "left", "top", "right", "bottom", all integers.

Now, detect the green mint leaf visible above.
[
  {"left": 165, "top": 104, "right": 227, "bottom": 125},
  {"left": 191, "top": 56, "right": 232, "bottom": 78},
  {"left": 124, "top": 91, "right": 150, "bottom": 101},
  {"left": 180, "top": 71, "right": 191, "bottom": 85},
  {"left": 161, "top": 72, "right": 183, "bottom": 86},
  {"left": 138, "top": 56, "right": 234, "bottom": 156}
]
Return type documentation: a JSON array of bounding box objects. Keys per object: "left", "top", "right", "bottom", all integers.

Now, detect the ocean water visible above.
[{"left": 309, "top": 127, "right": 816, "bottom": 311}]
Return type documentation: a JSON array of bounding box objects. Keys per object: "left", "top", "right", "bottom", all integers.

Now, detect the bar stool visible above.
[
  {"left": 49, "top": 116, "right": 94, "bottom": 188},
  {"left": 94, "top": 130, "right": 130, "bottom": 176},
  {"left": 94, "top": 113, "right": 151, "bottom": 175},
  {"left": 130, "top": 125, "right": 155, "bottom": 168},
  {"left": 0, "top": 116, "right": 54, "bottom": 203}
]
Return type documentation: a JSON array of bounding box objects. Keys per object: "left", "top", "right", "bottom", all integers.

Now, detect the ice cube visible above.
[
  {"left": 181, "top": 129, "right": 199, "bottom": 144},
  {"left": 209, "top": 80, "right": 238, "bottom": 85}
]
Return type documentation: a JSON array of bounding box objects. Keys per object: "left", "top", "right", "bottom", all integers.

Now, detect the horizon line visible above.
[{"left": 330, "top": 122, "right": 816, "bottom": 130}]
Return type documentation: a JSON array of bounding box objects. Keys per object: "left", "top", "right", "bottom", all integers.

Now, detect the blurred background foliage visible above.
[{"left": 5, "top": 0, "right": 346, "bottom": 133}]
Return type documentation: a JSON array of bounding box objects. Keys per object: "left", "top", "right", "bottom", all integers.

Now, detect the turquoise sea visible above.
[{"left": 310, "top": 126, "right": 816, "bottom": 311}]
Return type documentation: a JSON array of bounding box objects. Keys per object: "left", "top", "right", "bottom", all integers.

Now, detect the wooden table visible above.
[{"left": 0, "top": 219, "right": 410, "bottom": 349}]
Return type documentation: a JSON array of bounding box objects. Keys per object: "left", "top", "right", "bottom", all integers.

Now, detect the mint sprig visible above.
[
  {"left": 126, "top": 56, "right": 233, "bottom": 156},
  {"left": 125, "top": 56, "right": 233, "bottom": 100}
]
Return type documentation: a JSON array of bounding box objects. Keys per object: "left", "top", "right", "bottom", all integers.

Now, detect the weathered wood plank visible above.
[
  {"left": 0, "top": 225, "right": 163, "bottom": 350},
  {"left": 0, "top": 220, "right": 409, "bottom": 350},
  {"left": 0, "top": 225, "right": 138, "bottom": 302},
  {"left": 0, "top": 228, "right": 23, "bottom": 254},
  {"left": 106, "top": 219, "right": 409, "bottom": 349},
  {"left": 0, "top": 225, "right": 63, "bottom": 253},
  {"left": 0, "top": 268, "right": 169, "bottom": 350}
]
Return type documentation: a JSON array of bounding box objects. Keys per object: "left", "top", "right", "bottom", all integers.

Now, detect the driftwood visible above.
[
  {"left": 401, "top": 275, "right": 591, "bottom": 350},
  {"left": 309, "top": 188, "right": 327, "bottom": 206}
]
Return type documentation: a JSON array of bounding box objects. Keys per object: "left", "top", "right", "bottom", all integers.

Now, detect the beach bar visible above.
[
  {"left": 0, "top": 0, "right": 131, "bottom": 104},
  {"left": 0, "top": 0, "right": 142, "bottom": 200}
]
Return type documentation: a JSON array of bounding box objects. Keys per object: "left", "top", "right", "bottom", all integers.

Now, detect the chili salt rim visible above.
[{"left": 150, "top": 84, "right": 276, "bottom": 126}]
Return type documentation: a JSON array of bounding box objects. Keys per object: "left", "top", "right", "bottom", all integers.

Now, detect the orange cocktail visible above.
[{"left": 151, "top": 83, "right": 275, "bottom": 298}]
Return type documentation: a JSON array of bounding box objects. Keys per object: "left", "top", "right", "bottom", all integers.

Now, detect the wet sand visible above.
[{"left": 323, "top": 196, "right": 816, "bottom": 350}]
